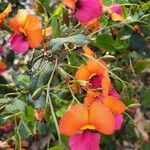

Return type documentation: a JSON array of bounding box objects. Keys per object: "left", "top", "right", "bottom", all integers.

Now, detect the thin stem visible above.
[
  {"left": 67, "top": 84, "right": 80, "bottom": 103},
  {"left": 46, "top": 58, "right": 62, "bottom": 146}
]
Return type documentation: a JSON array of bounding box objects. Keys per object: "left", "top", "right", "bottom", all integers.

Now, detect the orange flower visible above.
[
  {"left": 0, "top": 60, "right": 7, "bottom": 73},
  {"left": 0, "top": 4, "right": 12, "bottom": 25},
  {"left": 75, "top": 59, "right": 111, "bottom": 95},
  {"left": 85, "top": 18, "right": 100, "bottom": 31},
  {"left": 9, "top": 9, "right": 43, "bottom": 48},
  {"left": 84, "top": 91, "right": 127, "bottom": 113},
  {"left": 107, "top": 4, "right": 125, "bottom": 22},
  {"left": 59, "top": 100, "right": 115, "bottom": 136}
]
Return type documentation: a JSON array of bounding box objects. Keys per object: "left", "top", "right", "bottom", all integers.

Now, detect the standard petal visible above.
[
  {"left": 103, "top": 96, "right": 127, "bottom": 113},
  {"left": 89, "top": 100, "right": 115, "bottom": 135},
  {"left": 59, "top": 104, "right": 88, "bottom": 136},
  {"left": 9, "top": 9, "right": 28, "bottom": 32},
  {"left": 8, "top": 33, "right": 29, "bottom": 54},
  {"left": 69, "top": 131, "right": 100, "bottom": 150},
  {"left": 75, "top": 0, "right": 102, "bottom": 23},
  {"left": 75, "top": 65, "right": 90, "bottom": 81},
  {"left": 86, "top": 59, "right": 106, "bottom": 75},
  {"left": 24, "top": 15, "right": 43, "bottom": 48}
]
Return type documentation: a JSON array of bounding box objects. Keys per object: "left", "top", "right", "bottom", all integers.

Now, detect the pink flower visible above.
[
  {"left": 62, "top": 0, "right": 103, "bottom": 23},
  {"left": 110, "top": 4, "right": 122, "bottom": 16},
  {"left": 7, "top": 33, "right": 29, "bottom": 54},
  {"left": 114, "top": 114, "right": 123, "bottom": 130},
  {"left": 69, "top": 131, "right": 100, "bottom": 150},
  {"left": 75, "top": 0, "right": 103, "bottom": 23}
]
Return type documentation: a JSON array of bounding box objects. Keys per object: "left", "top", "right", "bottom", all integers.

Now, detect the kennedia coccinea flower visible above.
[
  {"left": 75, "top": 59, "right": 111, "bottom": 96},
  {"left": 0, "top": 4, "right": 12, "bottom": 25},
  {"left": 8, "top": 9, "right": 43, "bottom": 54},
  {"left": 107, "top": 4, "right": 125, "bottom": 22},
  {"left": 62, "top": 0, "right": 103, "bottom": 23},
  {"left": 59, "top": 100, "right": 115, "bottom": 136},
  {"left": 84, "top": 90, "right": 126, "bottom": 131}
]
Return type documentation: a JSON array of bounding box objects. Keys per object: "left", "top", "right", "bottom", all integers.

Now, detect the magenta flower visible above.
[
  {"left": 62, "top": 0, "right": 103, "bottom": 23},
  {"left": 114, "top": 113, "right": 123, "bottom": 130},
  {"left": 7, "top": 33, "right": 29, "bottom": 54},
  {"left": 69, "top": 131, "right": 100, "bottom": 150},
  {"left": 75, "top": 0, "right": 103, "bottom": 23},
  {"left": 110, "top": 4, "right": 122, "bottom": 16}
]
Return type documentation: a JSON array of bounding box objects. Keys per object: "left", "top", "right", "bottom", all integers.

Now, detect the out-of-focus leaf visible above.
[
  {"left": 49, "top": 34, "right": 91, "bottom": 52},
  {"left": 51, "top": 17, "right": 60, "bottom": 38},
  {"left": 140, "top": 88, "right": 150, "bottom": 108},
  {"left": 133, "top": 59, "right": 150, "bottom": 72},
  {"left": 140, "top": 142, "right": 150, "bottom": 150},
  {"left": 128, "top": 32, "right": 150, "bottom": 57},
  {"left": 49, "top": 145, "right": 62, "bottom": 150}
]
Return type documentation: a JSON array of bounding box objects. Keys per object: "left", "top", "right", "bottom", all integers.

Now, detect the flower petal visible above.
[
  {"left": 0, "top": 3, "right": 12, "bottom": 25},
  {"left": 8, "top": 33, "right": 29, "bottom": 54},
  {"left": 114, "top": 114, "right": 123, "bottom": 131},
  {"left": 101, "top": 71, "right": 112, "bottom": 96},
  {"left": 110, "top": 4, "right": 122, "bottom": 16},
  {"left": 59, "top": 104, "right": 88, "bottom": 136},
  {"left": 62, "top": 0, "right": 76, "bottom": 11},
  {"left": 103, "top": 96, "right": 127, "bottom": 113},
  {"left": 86, "top": 59, "right": 106, "bottom": 75},
  {"left": 75, "top": 0, "right": 102, "bottom": 23},
  {"left": 75, "top": 65, "right": 90, "bottom": 81},
  {"left": 84, "top": 90, "right": 102, "bottom": 105},
  {"left": 69, "top": 131, "right": 100, "bottom": 150},
  {"left": 9, "top": 9, "right": 28, "bottom": 32},
  {"left": 89, "top": 100, "right": 115, "bottom": 135},
  {"left": 24, "top": 15, "right": 43, "bottom": 48},
  {"left": 109, "top": 89, "right": 120, "bottom": 99},
  {"left": 82, "top": 45, "right": 94, "bottom": 57}
]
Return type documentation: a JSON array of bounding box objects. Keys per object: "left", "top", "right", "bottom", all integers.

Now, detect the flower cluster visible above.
[{"left": 59, "top": 46, "right": 127, "bottom": 150}]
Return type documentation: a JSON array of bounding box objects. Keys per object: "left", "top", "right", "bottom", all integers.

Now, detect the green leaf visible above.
[
  {"left": 140, "top": 88, "right": 150, "bottom": 108},
  {"left": 96, "top": 34, "right": 117, "bottom": 52},
  {"left": 18, "top": 121, "right": 32, "bottom": 139},
  {"left": 5, "top": 99, "right": 26, "bottom": 113},
  {"left": 140, "top": 142, "right": 150, "bottom": 150},
  {"left": 133, "top": 59, "right": 150, "bottom": 73},
  {"left": 49, "top": 145, "right": 62, "bottom": 150},
  {"left": 128, "top": 32, "right": 150, "bottom": 57},
  {"left": 49, "top": 34, "right": 91, "bottom": 52}
]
